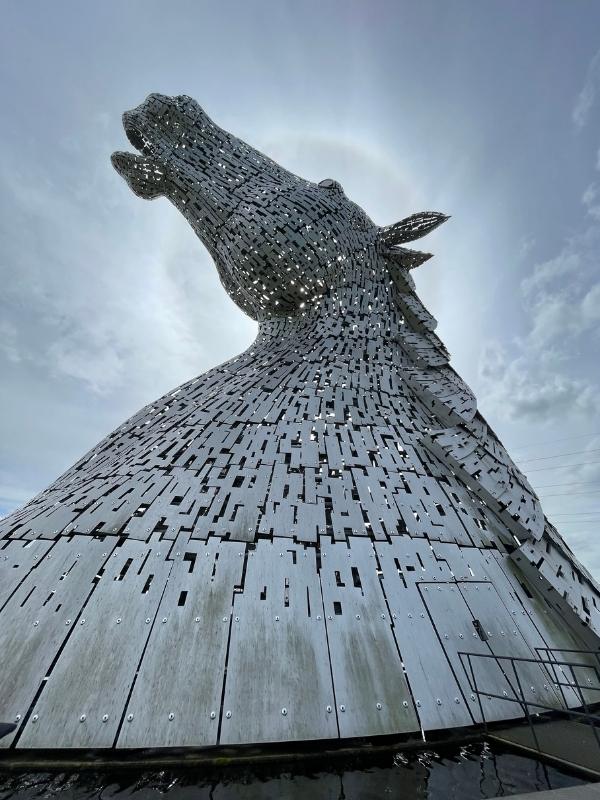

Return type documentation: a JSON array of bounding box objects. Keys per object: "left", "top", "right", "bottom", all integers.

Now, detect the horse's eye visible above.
[{"left": 319, "top": 178, "right": 343, "bottom": 192}]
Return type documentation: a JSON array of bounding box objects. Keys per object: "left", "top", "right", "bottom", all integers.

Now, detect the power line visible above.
[
  {"left": 534, "top": 481, "right": 600, "bottom": 489},
  {"left": 539, "top": 490, "right": 600, "bottom": 498},
  {"left": 525, "top": 460, "right": 600, "bottom": 473},
  {"left": 510, "top": 431, "right": 600, "bottom": 455},
  {"left": 547, "top": 511, "right": 600, "bottom": 517},
  {"left": 517, "top": 448, "right": 600, "bottom": 464}
]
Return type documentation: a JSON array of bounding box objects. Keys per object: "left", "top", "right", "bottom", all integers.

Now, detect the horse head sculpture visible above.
[{"left": 112, "top": 93, "right": 448, "bottom": 321}]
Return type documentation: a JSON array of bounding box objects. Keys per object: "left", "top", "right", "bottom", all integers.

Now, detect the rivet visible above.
[
  {"left": 326, "top": 705, "right": 332, "bottom": 713},
  {"left": 436, "top": 698, "right": 442, "bottom": 705},
  {"left": 66, "top": 619, "right": 71, "bottom": 626},
  {"left": 281, "top": 708, "right": 287, "bottom": 716},
  {"left": 470, "top": 694, "right": 476, "bottom": 701},
  {"left": 416, "top": 701, "right": 421, "bottom": 707},
  {"left": 116, "top": 618, "right": 121, "bottom": 624},
  {"left": 80, "top": 619, "right": 85, "bottom": 625},
  {"left": 80, "top": 714, "right": 86, "bottom": 722},
  {"left": 33, "top": 620, "right": 39, "bottom": 627},
  {"left": 275, "top": 615, "right": 280, "bottom": 622},
  {"left": 356, "top": 614, "right": 360, "bottom": 620},
  {"left": 32, "top": 715, "right": 38, "bottom": 723},
  {"left": 455, "top": 698, "right": 460, "bottom": 704},
  {"left": 210, "top": 711, "right": 216, "bottom": 719},
  {"left": 235, "top": 616, "right": 239, "bottom": 622},
  {"left": 402, "top": 701, "right": 408, "bottom": 708},
  {"left": 408, "top": 613, "right": 412, "bottom": 619},
  {"left": 127, "top": 714, "right": 134, "bottom": 721},
  {"left": 15, "top": 714, "right": 21, "bottom": 722},
  {"left": 381, "top": 614, "right": 385, "bottom": 619},
  {"left": 102, "top": 714, "right": 109, "bottom": 722},
  {"left": 195, "top": 617, "right": 200, "bottom": 623},
  {"left": 162, "top": 617, "right": 167, "bottom": 623},
  {"left": 340, "top": 704, "right": 346, "bottom": 712},
  {"left": 222, "top": 616, "right": 227, "bottom": 622},
  {"left": 168, "top": 712, "right": 175, "bottom": 721},
  {"left": 376, "top": 703, "right": 382, "bottom": 710},
  {"left": 316, "top": 615, "right": 321, "bottom": 620},
  {"left": 145, "top": 618, "right": 151, "bottom": 624},
  {"left": 226, "top": 710, "right": 232, "bottom": 718}
]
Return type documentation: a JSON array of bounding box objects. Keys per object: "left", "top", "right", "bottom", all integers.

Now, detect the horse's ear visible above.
[
  {"left": 378, "top": 211, "right": 449, "bottom": 249},
  {"left": 386, "top": 247, "right": 433, "bottom": 270}
]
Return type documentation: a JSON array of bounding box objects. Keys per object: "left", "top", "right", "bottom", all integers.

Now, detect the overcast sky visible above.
[{"left": 1, "top": 1, "right": 599, "bottom": 575}]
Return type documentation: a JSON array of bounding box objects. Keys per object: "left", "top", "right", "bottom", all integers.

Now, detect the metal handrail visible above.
[{"left": 457, "top": 647, "right": 600, "bottom": 757}]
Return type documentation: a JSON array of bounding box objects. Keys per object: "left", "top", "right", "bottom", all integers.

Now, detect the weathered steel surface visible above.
[
  {"left": 0, "top": 538, "right": 53, "bottom": 610},
  {"left": 0, "top": 93, "right": 599, "bottom": 752},
  {"left": 119, "top": 541, "right": 243, "bottom": 748},
  {"left": 0, "top": 536, "right": 113, "bottom": 748},
  {"left": 375, "top": 539, "right": 478, "bottom": 730},
  {"left": 18, "top": 541, "right": 171, "bottom": 748},
  {"left": 319, "top": 538, "right": 419, "bottom": 738},
  {"left": 220, "top": 543, "right": 337, "bottom": 744}
]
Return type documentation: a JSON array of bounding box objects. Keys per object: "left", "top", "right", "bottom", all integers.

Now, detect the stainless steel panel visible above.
[
  {"left": 119, "top": 541, "right": 244, "bottom": 748},
  {"left": 220, "top": 540, "right": 338, "bottom": 744}
]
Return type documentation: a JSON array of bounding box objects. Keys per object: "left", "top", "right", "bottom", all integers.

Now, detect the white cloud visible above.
[
  {"left": 573, "top": 49, "right": 600, "bottom": 129},
  {"left": 0, "top": 321, "right": 21, "bottom": 364},
  {"left": 479, "top": 206, "right": 600, "bottom": 429}
]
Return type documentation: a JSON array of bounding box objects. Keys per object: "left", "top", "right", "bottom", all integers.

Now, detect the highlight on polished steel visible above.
[{"left": 0, "top": 94, "right": 599, "bottom": 751}]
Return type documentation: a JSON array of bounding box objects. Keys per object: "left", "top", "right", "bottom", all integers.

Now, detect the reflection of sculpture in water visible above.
[{"left": 0, "top": 94, "right": 599, "bottom": 752}]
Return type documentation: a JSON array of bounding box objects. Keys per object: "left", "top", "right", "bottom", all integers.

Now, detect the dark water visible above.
[{"left": 0, "top": 742, "right": 586, "bottom": 800}]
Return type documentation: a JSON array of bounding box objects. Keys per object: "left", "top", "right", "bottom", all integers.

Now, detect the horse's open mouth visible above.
[
  {"left": 123, "top": 112, "right": 155, "bottom": 158},
  {"left": 110, "top": 109, "right": 166, "bottom": 198}
]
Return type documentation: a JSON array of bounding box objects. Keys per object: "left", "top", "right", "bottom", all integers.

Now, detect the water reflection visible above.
[{"left": 0, "top": 742, "right": 584, "bottom": 800}]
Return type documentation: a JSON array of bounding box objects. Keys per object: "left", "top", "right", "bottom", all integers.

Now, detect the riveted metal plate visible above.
[
  {"left": 319, "top": 537, "right": 419, "bottom": 738},
  {"left": 18, "top": 540, "right": 171, "bottom": 748},
  {"left": 119, "top": 541, "right": 243, "bottom": 748},
  {"left": 220, "top": 540, "right": 337, "bottom": 744}
]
